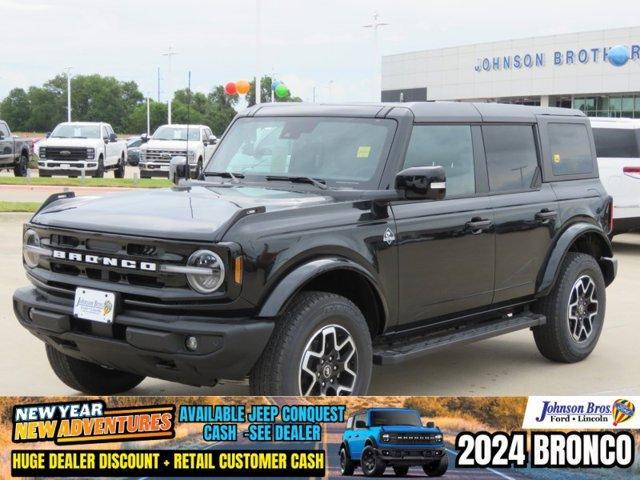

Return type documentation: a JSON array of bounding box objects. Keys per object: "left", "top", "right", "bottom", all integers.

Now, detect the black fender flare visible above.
[
  {"left": 537, "top": 222, "right": 614, "bottom": 296},
  {"left": 257, "top": 256, "right": 389, "bottom": 322}
]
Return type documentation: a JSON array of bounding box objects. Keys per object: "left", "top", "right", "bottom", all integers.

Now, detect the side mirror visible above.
[
  {"left": 426, "top": 421, "right": 435, "bottom": 429},
  {"left": 395, "top": 166, "right": 446, "bottom": 200},
  {"left": 209, "top": 135, "right": 218, "bottom": 145},
  {"left": 355, "top": 420, "right": 367, "bottom": 429},
  {"left": 109, "top": 133, "right": 117, "bottom": 142},
  {"left": 45, "top": 131, "right": 51, "bottom": 138},
  {"left": 141, "top": 134, "right": 149, "bottom": 143},
  {"left": 169, "top": 156, "right": 189, "bottom": 185}
]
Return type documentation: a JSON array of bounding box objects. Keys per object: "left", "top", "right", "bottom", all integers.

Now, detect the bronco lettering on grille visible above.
[{"left": 52, "top": 250, "right": 157, "bottom": 271}]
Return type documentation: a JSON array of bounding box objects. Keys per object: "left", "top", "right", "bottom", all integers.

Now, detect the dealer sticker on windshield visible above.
[{"left": 73, "top": 287, "right": 115, "bottom": 323}]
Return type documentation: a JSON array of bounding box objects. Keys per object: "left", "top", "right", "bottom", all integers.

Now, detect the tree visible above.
[
  {"left": 1, "top": 74, "right": 240, "bottom": 135},
  {"left": 0, "top": 88, "right": 30, "bottom": 131},
  {"left": 124, "top": 100, "right": 167, "bottom": 135}
]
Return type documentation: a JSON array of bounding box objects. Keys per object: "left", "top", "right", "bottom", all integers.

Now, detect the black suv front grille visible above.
[{"left": 43, "top": 147, "right": 88, "bottom": 161}]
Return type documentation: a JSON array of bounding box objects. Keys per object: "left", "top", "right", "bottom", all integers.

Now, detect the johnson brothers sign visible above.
[{"left": 474, "top": 44, "right": 639, "bottom": 72}]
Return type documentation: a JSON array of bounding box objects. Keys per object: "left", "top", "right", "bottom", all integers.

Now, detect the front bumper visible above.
[
  {"left": 39, "top": 160, "right": 97, "bottom": 171},
  {"left": 13, "top": 286, "right": 274, "bottom": 386},
  {"left": 375, "top": 446, "right": 446, "bottom": 465},
  {"left": 139, "top": 161, "right": 198, "bottom": 174}
]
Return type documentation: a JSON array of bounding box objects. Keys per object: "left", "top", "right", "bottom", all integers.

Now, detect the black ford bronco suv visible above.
[{"left": 14, "top": 102, "right": 617, "bottom": 396}]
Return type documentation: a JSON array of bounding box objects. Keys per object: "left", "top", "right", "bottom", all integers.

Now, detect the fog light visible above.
[{"left": 185, "top": 336, "right": 198, "bottom": 351}]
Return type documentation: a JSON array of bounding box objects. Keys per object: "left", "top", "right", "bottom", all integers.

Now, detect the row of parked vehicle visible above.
[
  {"left": 1, "top": 113, "right": 640, "bottom": 235},
  {"left": 29, "top": 122, "right": 218, "bottom": 179}
]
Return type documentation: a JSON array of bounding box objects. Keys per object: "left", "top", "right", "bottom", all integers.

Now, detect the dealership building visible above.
[{"left": 381, "top": 26, "right": 640, "bottom": 117}]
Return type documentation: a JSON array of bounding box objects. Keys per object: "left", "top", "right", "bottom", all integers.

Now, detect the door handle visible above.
[
  {"left": 535, "top": 209, "right": 558, "bottom": 223},
  {"left": 465, "top": 218, "right": 492, "bottom": 234}
]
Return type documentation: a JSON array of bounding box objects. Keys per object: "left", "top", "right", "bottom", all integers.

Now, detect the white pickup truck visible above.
[
  {"left": 37, "top": 122, "right": 127, "bottom": 178},
  {"left": 139, "top": 124, "right": 217, "bottom": 178}
]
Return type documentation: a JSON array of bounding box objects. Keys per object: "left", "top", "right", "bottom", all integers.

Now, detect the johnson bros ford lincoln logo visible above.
[{"left": 475, "top": 44, "right": 639, "bottom": 72}]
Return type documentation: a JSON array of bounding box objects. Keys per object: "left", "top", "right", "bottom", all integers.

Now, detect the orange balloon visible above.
[{"left": 236, "top": 80, "right": 250, "bottom": 95}]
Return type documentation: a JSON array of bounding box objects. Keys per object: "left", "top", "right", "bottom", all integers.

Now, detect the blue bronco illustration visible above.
[{"left": 340, "top": 407, "right": 448, "bottom": 477}]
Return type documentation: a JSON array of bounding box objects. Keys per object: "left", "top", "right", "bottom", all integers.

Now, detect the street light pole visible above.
[
  {"left": 64, "top": 67, "right": 73, "bottom": 122},
  {"left": 363, "top": 12, "right": 389, "bottom": 101},
  {"left": 255, "top": 0, "right": 262, "bottom": 105},
  {"left": 161, "top": 46, "right": 178, "bottom": 124}
]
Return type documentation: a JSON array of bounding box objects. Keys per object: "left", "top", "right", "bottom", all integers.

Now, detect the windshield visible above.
[
  {"left": 370, "top": 411, "right": 422, "bottom": 427},
  {"left": 153, "top": 126, "right": 201, "bottom": 141},
  {"left": 50, "top": 124, "right": 101, "bottom": 139},
  {"left": 205, "top": 117, "right": 396, "bottom": 188}
]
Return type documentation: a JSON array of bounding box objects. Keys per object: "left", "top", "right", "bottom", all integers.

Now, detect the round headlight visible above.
[
  {"left": 381, "top": 433, "right": 390, "bottom": 442},
  {"left": 186, "top": 249, "right": 225, "bottom": 294},
  {"left": 23, "top": 229, "right": 41, "bottom": 268}
]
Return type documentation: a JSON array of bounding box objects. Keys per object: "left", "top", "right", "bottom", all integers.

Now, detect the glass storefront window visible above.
[{"left": 573, "top": 94, "right": 640, "bottom": 118}]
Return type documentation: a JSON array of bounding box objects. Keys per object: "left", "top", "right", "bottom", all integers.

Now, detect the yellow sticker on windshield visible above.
[
  {"left": 357, "top": 146, "right": 372, "bottom": 158},
  {"left": 553, "top": 153, "right": 561, "bottom": 163}
]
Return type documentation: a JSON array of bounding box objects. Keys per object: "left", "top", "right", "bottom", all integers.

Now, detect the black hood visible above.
[{"left": 30, "top": 185, "right": 335, "bottom": 241}]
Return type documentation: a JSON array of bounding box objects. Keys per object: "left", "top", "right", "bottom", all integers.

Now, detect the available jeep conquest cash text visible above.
[{"left": 14, "top": 102, "right": 617, "bottom": 396}]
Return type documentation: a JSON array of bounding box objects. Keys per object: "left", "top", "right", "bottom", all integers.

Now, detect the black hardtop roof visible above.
[{"left": 241, "top": 101, "right": 585, "bottom": 123}]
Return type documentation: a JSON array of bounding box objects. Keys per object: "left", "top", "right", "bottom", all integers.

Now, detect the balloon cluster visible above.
[
  {"left": 223, "top": 79, "right": 290, "bottom": 99},
  {"left": 224, "top": 80, "right": 250, "bottom": 95},
  {"left": 271, "top": 79, "right": 289, "bottom": 99}
]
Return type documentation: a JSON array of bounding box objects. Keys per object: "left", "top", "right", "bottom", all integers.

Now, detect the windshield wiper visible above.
[
  {"left": 204, "top": 171, "right": 245, "bottom": 182},
  {"left": 265, "top": 175, "right": 328, "bottom": 190}
]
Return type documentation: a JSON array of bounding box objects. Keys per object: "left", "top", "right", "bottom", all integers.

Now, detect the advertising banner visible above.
[{"left": 3, "top": 396, "right": 638, "bottom": 478}]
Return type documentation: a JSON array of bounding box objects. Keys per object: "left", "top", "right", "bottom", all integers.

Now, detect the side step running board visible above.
[{"left": 373, "top": 313, "right": 546, "bottom": 365}]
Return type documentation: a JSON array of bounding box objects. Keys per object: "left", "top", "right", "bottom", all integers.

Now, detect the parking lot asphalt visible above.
[{"left": 1, "top": 208, "right": 639, "bottom": 396}]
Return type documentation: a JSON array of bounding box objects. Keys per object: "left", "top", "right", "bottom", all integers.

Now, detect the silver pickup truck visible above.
[{"left": 0, "top": 119, "right": 32, "bottom": 176}]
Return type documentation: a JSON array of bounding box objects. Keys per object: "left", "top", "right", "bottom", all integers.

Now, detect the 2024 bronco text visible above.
[{"left": 14, "top": 102, "right": 617, "bottom": 396}]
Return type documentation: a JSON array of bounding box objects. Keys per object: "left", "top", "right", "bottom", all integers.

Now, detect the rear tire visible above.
[
  {"left": 339, "top": 445, "right": 356, "bottom": 476},
  {"left": 14, "top": 153, "right": 28, "bottom": 177},
  {"left": 360, "top": 446, "right": 385, "bottom": 477},
  {"left": 393, "top": 465, "right": 410, "bottom": 476},
  {"left": 532, "top": 252, "right": 606, "bottom": 363},
  {"left": 423, "top": 455, "right": 448, "bottom": 477},
  {"left": 46, "top": 344, "right": 145, "bottom": 394},
  {"left": 249, "top": 291, "right": 372, "bottom": 396},
  {"left": 114, "top": 155, "right": 125, "bottom": 178}
]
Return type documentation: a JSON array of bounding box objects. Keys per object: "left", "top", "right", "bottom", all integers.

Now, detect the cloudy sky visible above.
[{"left": 2, "top": 0, "right": 640, "bottom": 104}]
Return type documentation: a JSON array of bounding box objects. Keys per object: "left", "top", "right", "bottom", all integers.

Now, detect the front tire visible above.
[
  {"left": 361, "top": 446, "right": 385, "bottom": 477},
  {"left": 114, "top": 155, "right": 125, "bottom": 178},
  {"left": 339, "top": 445, "right": 356, "bottom": 476},
  {"left": 46, "top": 344, "right": 145, "bottom": 394},
  {"left": 94, "top": 157, "right": 105, "bottom": 178},
  {"left": 423, "top": 455, "right": 448, "bottom": 477},
  {"left": 532, "top": 252, "right": 606, "bottom": 363},
  {"left": 249, "top": 291, "right": 372, "bottom": 396},
  {"left": 191, "top": 158, "right": 203, "bottom": 179},
  {"left": 14, "top": 153, "right": 28, "bottom": 177}
]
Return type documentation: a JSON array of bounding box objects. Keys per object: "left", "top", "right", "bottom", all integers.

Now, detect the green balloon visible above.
[{"left": 275, "top": 84, "right": 289, "bottom": 98}]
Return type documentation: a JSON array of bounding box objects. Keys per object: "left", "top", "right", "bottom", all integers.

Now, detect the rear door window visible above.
[
  {"left": 548, "top": 123, "right": 593, "bottom": 175},
  {"left": 483, "top": 125, "right": 540, "bottom": 192},
  {"left": 592, "top": 128, "right": 640, "bottom": 158}
]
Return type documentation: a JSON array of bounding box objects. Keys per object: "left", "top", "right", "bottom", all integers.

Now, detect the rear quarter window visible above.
[
  {"left": 592, "top": 128, "right": 640, "bottom": 158},
  {"left": 548, "top": 123, "right": 593, "bottom": 176}
]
